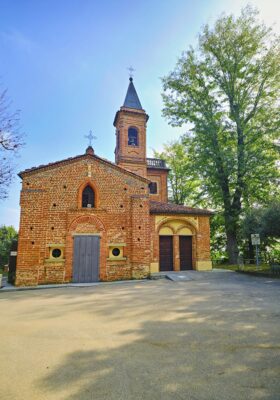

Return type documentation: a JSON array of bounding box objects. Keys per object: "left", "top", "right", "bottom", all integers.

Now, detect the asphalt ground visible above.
[{"left": 0, "top": 270, "right": 279, "bottom": 400}]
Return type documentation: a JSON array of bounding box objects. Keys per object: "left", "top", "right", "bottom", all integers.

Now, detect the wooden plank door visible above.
[
  {"left": 73, "top": 235, "right": 100, "bottom": 282},
  {"left": 159, "top": 236, "right": 174, "bottom": 271},
  {"left": 179, "top": 236, "right": 192, "bottom": 270}
]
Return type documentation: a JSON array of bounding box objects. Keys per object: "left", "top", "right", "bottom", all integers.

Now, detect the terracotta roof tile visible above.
[{"left": 149, "top": 201, "right": 213, "bottom": 216}]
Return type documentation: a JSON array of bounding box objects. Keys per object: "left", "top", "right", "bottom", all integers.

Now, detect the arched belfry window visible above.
[
  {"left": 128, "top": 127, "right": 138, "bottom": 146},
  {"left": 82, "top": 185, "right": 95, "bottom": 208}
]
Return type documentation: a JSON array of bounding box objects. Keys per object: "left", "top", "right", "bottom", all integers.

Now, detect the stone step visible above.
[
  {"left": 150, "top": 271, "right": 195, "bottom": 282},
  {"left": 166, "top": 272, "right": 193, "bottom": 281},
  {"left": 149, "top": 272, "right": 169, "bottom": 280}
]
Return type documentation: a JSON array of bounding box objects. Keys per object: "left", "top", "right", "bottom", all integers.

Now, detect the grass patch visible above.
[{"left": 214, "top": 263, "right": 280, "bottom": 278}]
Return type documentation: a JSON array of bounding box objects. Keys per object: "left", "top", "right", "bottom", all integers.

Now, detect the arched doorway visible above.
[
  {"left": 158, "top": 220, "right": 196, "bottom": 272},
  {"left": 65, "top": 215, "right": 106, "bottom": 283}
]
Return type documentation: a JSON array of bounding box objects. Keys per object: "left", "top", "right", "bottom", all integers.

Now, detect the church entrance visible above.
[
  {"left": 72, "top": 235, "right": 100, "bottom": 282},
  {"left": 179, "top": 236, "right": 193, "bottom": 270},
  {"left": 159, "top": 236, "right": 174, "bottom": 271}
]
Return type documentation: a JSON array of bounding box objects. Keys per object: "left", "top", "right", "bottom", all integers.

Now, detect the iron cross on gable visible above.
[
  {"left": 85, "top": 130, "right": 97, "bottom": 147},
  {"left": 127, "top": 66, "right": 135, "bottom": 79}
]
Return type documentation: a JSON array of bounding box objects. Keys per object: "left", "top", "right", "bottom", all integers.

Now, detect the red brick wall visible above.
[
  {"left": 16, "top": 156, "right": 212, "bottom": 285},
  {"left": 196, "top": 216, "right": 211, "bottom": 263},
  {"left": 16, "top": 155, "right": 150, "bottom": 286},
  {"left": 114, "top": 107, "right": 169, "bottom": 203},
  {"left": 130, "top": 195, "right": 150, "bottom": 278},
  {"left": 147, "top": 168, "right": 168, "bottom": 202},
  {"left": 114, "top": 107, "right": 148, "bottom": 178}
]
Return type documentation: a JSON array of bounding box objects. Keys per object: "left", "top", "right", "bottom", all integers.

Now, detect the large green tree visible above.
[
  {"left": 154, "top": 138, "right": 202, "bottom": 205},
  {"left": 162, "top": 7, "right": 280, "bottom": 263}
]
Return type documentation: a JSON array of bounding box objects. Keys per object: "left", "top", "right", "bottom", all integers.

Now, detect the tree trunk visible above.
[
  {"left": 224, "top": 211, "right": 239, "bottom": 264},
  {"left": 225, "top": 230, "right": 239, "bottom": 264},
  {"left": 248, "top": 241, "right": 255, "bottom": 264}
]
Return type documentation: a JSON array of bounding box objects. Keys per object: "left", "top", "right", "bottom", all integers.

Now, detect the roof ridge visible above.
[
  {"left": 149, "top": 200, "right": 214, "bottom": 215},
  {"left": 18, "top": 152, "right": 150, "bottom": 183}
]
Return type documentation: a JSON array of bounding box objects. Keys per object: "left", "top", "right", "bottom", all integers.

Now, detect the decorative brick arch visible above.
[
  {"left": 158, "top": 224, "right": 176, "bottom": 235},
  {"left": 65, "top": 214, "right": 107, "bottom": 282},
  {"left": 156, "top": 217, "right": 198, "bottom": 235},
  {"left": 68, "top": 214, "right": 105, "bottom": 232},
  {"left": 176, "top": 223, "right": 196, "bottom": 235}
]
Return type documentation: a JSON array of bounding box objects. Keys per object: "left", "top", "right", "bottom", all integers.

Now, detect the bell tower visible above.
[{"left": 114, "top": 77, "right": 149, "bottom": 178}]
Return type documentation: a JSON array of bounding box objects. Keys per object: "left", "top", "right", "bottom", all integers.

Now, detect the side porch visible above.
[{"left": 149, "top": 207, "right": 213, "bottom": 273}]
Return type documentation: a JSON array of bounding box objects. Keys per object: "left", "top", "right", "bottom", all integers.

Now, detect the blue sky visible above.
[{"left": 0, "top": 0, "right": 279, "bottom": 228}]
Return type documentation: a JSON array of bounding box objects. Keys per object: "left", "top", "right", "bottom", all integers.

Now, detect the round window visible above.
[
  {"left": 112, "top": 248, "right": 120, "bottom": 257},
  {"left": 52, "top": 248, "right": 62, "bottom": 258}
]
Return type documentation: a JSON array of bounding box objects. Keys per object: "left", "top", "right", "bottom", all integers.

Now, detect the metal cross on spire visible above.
[
  {"left": 127, "top": 66, "right": 135, "bottom": 79},
  {"left": 85, "top": 130, "right": 97, "bottom": 147}
]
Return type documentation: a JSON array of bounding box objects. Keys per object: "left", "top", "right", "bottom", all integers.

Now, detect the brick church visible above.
[{"left": 15, "top": 78, "right": 213, "bottom": 286}]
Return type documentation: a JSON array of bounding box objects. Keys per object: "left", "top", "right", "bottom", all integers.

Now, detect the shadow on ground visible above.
[{"left": 31, "top": 277, "right": 280, "bottom": 400}]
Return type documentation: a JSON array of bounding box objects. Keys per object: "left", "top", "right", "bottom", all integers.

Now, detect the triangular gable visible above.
[{"left": 18, "top": 152, "right": 150, "bottom": 183}]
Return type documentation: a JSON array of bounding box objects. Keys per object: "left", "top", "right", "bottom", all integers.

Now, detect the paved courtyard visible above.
[{"left": 0, "top": 270, "right": 280, "bottom": 400}]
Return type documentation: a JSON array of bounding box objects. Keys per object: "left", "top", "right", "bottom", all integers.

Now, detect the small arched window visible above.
[
  {"left": 128, "top": 127, "right": 138, "bottom": 146},
  {"left": 82, "top": 185, "right": 95, "bottom": 208}
]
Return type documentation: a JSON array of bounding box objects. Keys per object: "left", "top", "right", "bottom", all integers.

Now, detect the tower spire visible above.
[
  {"left": 123, "top": 76, "right": 143, "bottom": 110},
  {"left": 114, "top": 76, "right": 148, "bottom": 178}
]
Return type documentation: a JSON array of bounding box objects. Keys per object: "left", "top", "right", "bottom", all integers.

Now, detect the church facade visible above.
[{"left": 15, "top": 78, "right": 212, "bottom": 286}]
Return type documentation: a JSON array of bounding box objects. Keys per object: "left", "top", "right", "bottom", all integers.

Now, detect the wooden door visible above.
[
  {"left": 179, "top": 236, "right": 192, "bottom": 270},
  {"left": 73, "top": 235, "right": 100, "bottom": 282},
  {"left": 159, "top": 236, "right": 173, "bottom": 271}
]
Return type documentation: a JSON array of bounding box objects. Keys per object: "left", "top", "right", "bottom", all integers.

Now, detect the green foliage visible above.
[
  {"left": 262, "top": 202, "right": 280, "bottom": 238},
  {"left": 154, "top": 139, "right": 228, "bottom": 260},
  {"left": 241, "top": 202, "right": 280, "bottom": 263},
  {"left": 241, "top": 208, "right": 263, "bottom": 240},
  {"left": 242, "top": 202, "right": 280, "bottom": 241},
  {"left": 210, "top": 213, "right": 227, "bottom": 260},
  {"left": 162, "top": 6, "right": 280, "bottom": 262},
  {"left": 0, "top": 225, "right": 18, "bottom": 268},
  {"left": 154, "top": 138, "right": 201, "bottom": 205}
]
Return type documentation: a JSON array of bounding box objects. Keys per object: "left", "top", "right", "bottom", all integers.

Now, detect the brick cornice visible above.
[{"left": 113, "top": 107, "right": 149, "bottom": 127}]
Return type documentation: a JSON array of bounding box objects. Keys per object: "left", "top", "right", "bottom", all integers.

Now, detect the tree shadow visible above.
[{"left": 36, "top": 280, "right": 280, "bottom": 400}]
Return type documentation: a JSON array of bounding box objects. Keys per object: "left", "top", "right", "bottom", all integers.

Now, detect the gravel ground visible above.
[{"left": 0, "top": 270, "right": 279, "bottom": 400}]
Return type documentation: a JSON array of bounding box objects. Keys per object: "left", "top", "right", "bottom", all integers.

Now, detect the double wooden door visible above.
[
  {"left": 159, "top": 235, "right": 193, "bottom": 272},
  {"left": 73, "top": 235, "right": 100, "bottom": 282}
]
